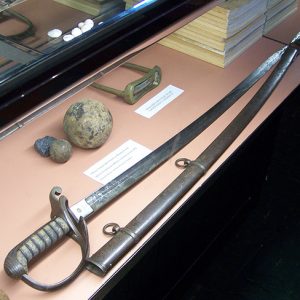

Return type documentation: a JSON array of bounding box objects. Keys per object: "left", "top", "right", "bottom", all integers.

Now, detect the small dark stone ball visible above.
[
  {"left": 34, "top": 136, "right": 56, "bottom": 157},
  {"left": 49, "top": 139, "right": 72, "bottom": 163},
  {"left": 63, "top": 99, "right": 113, "bottom": 149}
]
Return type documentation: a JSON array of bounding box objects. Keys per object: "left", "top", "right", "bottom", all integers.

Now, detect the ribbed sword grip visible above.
[{"left": 4, "top": 217, "right": 69, "bottom": 279}]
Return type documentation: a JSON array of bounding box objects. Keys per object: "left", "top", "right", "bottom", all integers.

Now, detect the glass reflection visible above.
[{"left": 0, "top": 0, "right": 156, "bottom": 84}]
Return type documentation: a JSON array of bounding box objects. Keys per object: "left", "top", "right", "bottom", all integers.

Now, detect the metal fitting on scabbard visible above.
[
  {"left": 86, "top": 222, "right": 139, "bottom": 276},
  {"left": 86, "top": 233, "right": 135, "bottom": 276},
  {"left": 175, "top": 157, "right": 207, "bottom": 172}
]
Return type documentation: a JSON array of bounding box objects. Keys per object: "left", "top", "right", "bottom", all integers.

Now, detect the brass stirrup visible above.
[{"left": 91, "top": 62, "right": 162, "bottom": 104}]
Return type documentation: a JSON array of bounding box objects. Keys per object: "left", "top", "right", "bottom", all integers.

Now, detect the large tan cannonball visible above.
[{"left": 63, "top": 99, "right": 113, "bottom": 149}]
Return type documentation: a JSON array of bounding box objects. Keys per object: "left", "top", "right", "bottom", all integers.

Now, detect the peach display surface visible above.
[{"left": 0, "top": 37, "right": 299, "bottom": 299}]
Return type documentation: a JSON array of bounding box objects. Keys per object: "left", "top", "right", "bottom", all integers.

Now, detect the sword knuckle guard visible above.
[{"left": 4, "top": 217, "right": 68, "bottom": 279}]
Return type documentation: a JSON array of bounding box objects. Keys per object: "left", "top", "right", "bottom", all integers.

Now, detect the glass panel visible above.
[
  {"left": 0, "top": 0, "right": 158, "bottom": 84},
  {"left": 0, "top": 0, "right": 26, "bottom": 12},
  {"left": 0, "top": 55, "right": 19, "bottom": 75},
  {"left": 0, "top": 0, "right": 216, "bottom": 128}
]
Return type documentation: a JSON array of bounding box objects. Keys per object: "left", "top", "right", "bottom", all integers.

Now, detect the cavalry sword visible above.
[{"left": 4, "top": 37, "right": 297, "bottom": 291}]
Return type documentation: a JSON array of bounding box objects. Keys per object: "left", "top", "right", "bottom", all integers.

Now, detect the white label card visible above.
[
  {"left": 84, "top": 140, "right": 152, "bottom": 185},
  {"left": 135, "top": 85, "right": 184, "bottom": 118}
]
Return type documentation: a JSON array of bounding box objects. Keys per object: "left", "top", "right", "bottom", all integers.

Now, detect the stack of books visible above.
[
  {"left": 55, "top": 0, "right": 125, "bottom": 16},
  {"left": 264, "top": 0, "right": 298, "bottom": 33},
  {"left": 159, "top": 0, "right": 268, "bottom": 68}
]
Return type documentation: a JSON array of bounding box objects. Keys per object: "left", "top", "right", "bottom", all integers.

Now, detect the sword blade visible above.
[{"left": 82, "top": 46, "right": 286, "bottom": 217}]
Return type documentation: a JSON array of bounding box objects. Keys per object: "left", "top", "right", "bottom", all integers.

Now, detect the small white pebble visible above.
[
  {"left": 84, "top": 19, "right": 94, "bottom": 27},
  {"left": 63, "top": 34, "right": 74, "bottom": 42},
  {"left": 48, "top": 29, "right": 62, "bottom": 38},
  {"left": 71, "top": 27, "right": 82, "bottom": 37},
  {"left": 81, "top": 24, "right": 93, "bottom": 33},
  {"left": 78, "top": 22, "right": 85, "bottom": 28}
]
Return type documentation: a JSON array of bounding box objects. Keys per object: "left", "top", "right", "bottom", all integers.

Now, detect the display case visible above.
[{"left": 0, "top": 1, "right": 299, "bottom": 300}]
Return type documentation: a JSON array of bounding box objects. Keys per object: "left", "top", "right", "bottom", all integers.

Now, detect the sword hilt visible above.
[
  {"left": 4, "top": 187, "right": 90, "bottom": 291},
  {"left": 4, "top": 216, "right": 69, "bottom": 278}
]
